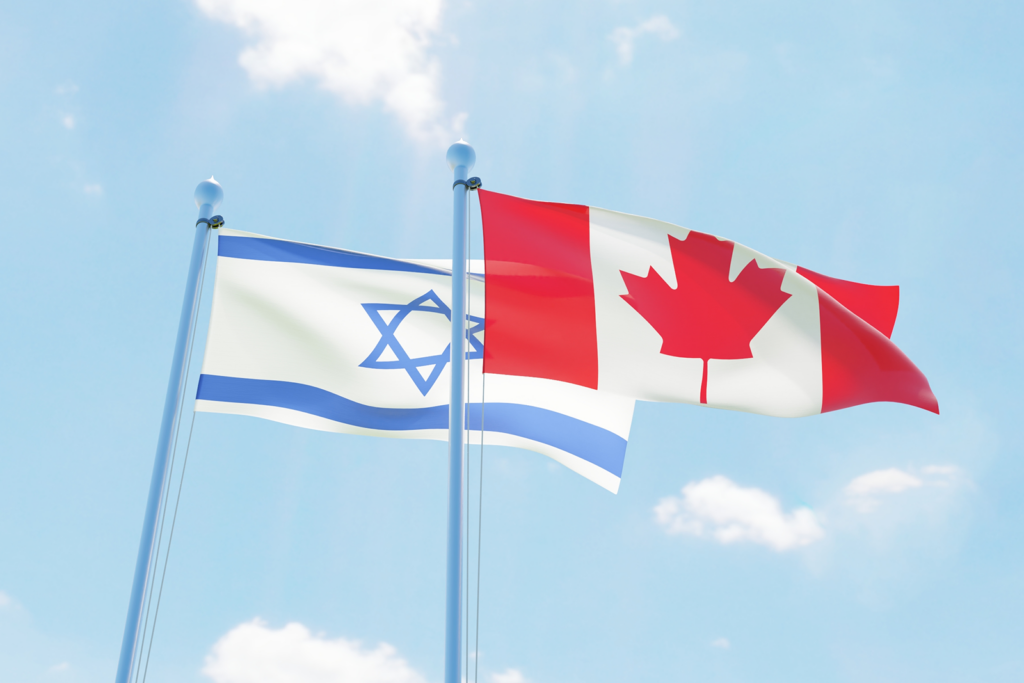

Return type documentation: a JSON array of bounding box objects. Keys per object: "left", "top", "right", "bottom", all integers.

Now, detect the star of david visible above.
[{"left": 360, "top": 290, "right": 484, "bottom": 396}]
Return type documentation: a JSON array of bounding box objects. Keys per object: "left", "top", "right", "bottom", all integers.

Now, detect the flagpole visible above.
[
  {"left": 114, "top": 178, "right": 223, "bottom": 683},
  {"left": 444, "top": 140, "right": 475, "bottom": 683}
]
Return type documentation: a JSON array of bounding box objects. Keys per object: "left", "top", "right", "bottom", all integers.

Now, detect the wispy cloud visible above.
[
  {"left": 202, "top": 619, "right": 427, "bottom": 683},
  {"left": 83, "top": 183, "right": 103, "bottom": 196},
  {"left": 711, "top": 637, "right": 730, "bottom": 649},
  {"left": 61, "top": 115, "right": 75, "bottom": 130},
  {"left": 922, "top": 464, "right": 960, "bottom": 480},
  {"left": 195, "top": 0, "right": 462, "bottom": 145},
  {"left": 0, "top": 590, "right": 11, "bottom": 607},
  {"left": 47, "top": 662, "right": 70, "bottom": 674},
  {"left": 492, "top": 669, "right": 528, "bottom": 683},
  {"left": 609, "top": 16, "right": 678, "bottom": 65},
  {"left": 845, "top": 465, "right": 962, "bottom": 512},
  {"left": 846, "top": 468, "right": 922, "bottom": 497},
  {"left": 654, "top": 476, "right": 824, "bottom": 551},
  {"left": 54, "top": 83, "right": 78, "bottom": 95}
]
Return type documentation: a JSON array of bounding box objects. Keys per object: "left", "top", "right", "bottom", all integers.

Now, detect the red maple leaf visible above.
[{"left": 620, "top": 231, "right": 792, "bottom": 404}]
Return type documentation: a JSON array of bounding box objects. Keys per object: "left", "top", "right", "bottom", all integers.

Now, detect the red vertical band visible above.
[
  {"left": 479, "top": 190, "right": 599, "bottom": 389},
  {"left": 798, "top": 266, "right": 900, "bottom": 338},
  {"left": 818, "top": 290, "right": 939, "bottom": 414}
]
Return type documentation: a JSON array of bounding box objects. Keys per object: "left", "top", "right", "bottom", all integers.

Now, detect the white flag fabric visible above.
[{"left": 195, "top": 228, "right": 635, "bottom": 492}]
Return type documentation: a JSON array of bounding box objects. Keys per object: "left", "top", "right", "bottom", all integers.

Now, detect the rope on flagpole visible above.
[
  {"left": 473, "top": 343, "right": 486, "bottom": 683},
  {"left": 139, "top": 412, "right": 198, "bottom": 683},
  {"left": 131, "top": 224, "right": 212, "bottom": 683},
  {"left": 463, "top": 179, "right": 481, "bottom": 680},
  {"left": 131, "top": 400, "right": 182, "bottom": 683},
  {"left": 460, "top": 180, "right": 486, "bottom": 683},
  {"left": 135, "top": 221, "right": 215, "bottom": 683},
  {"left": 465, "top": 185, "right": 486, "bottom": 683}
]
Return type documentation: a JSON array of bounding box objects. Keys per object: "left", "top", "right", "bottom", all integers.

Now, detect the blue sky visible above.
[{"left": 1, "top": 0, "right": 1022, "bottom": 681}]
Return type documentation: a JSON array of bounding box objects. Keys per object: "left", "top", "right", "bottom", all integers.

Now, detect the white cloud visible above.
[
  {"left": 655, "top": 476, "right": 823, "bottom": 551},
  {"left": 54, "top": 83, "right": 78, "bottom": 95},
  {"left": 491, "top": 669, "right": 527, "bottom": 683},
  {"left": 0, "top": 590, "right": 10, "bottom": 607},
  {"left": 83, "top": 184, "right": 103, "bottom": 195},
  {"left": 922, "top": 465, "right": 960, "bottom": 481},
  {"left": 61, "top": 115, "right": 75, "bottom": 129},
  {"left": 711, "top": 637, "right": 730, "bottom": 649},
  {"left": 202, "top": 620, "right": 426, "bottom": 683},
  {"left": 845, "top": 465, "right": 962, "bottom": 512},
  {"left": 195, "top": 0, "right": 460, "bottom": 144},
  {"left": 47, "top": 662, "right": 70, "bottom": 674},
  {"left": 610, "top": 16, "right": 678, "bottom": 65},
  {"left": 846, "top": 468, "right": 922, "bottom": 497}
]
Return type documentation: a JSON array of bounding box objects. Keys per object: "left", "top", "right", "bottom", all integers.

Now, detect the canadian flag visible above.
[{"left": 478, "top": 190, "right": 938, "bottom": 418}]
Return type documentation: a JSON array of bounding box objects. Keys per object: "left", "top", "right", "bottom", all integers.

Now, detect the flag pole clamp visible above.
[
  {"left": 196, "top": 215, "right": 224, "bottom": 228},
  {"left": 453, "top": 177, "right": 482, "bottom": 191}
]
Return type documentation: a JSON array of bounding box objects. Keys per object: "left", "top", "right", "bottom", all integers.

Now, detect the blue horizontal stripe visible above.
[
  {"left": 197, "top": 374, "right": 625, "bottom": 477},
  {"left": 219, "top": 236, "right": 450, "bottom": 275}
]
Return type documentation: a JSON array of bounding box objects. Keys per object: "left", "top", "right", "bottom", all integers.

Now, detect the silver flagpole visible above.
[
  {"left": 444, "top": 140, "right": 475, "bottom": 683},
  {"left": 114, "top": 178, "right": 223, "bottom": 683}
]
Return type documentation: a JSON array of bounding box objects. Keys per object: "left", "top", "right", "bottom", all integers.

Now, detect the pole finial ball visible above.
[
  {"left": 446, "top": 140, "right": 476, "bottom": 172},
  {"left": 194, "top": 176, "right": 224, "bottom": 210}
]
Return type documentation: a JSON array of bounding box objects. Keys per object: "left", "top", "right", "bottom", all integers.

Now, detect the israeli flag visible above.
[{"left": 195, "top": 228, "right": 635, "bottom": 492}]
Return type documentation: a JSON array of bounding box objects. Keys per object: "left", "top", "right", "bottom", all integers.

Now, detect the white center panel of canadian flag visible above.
[
  {"left": 589, "top": 207, "right": 823, "bottom": 417},
  {"left": 590, "top": 207, "right": 704, "bottom": 403}
]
